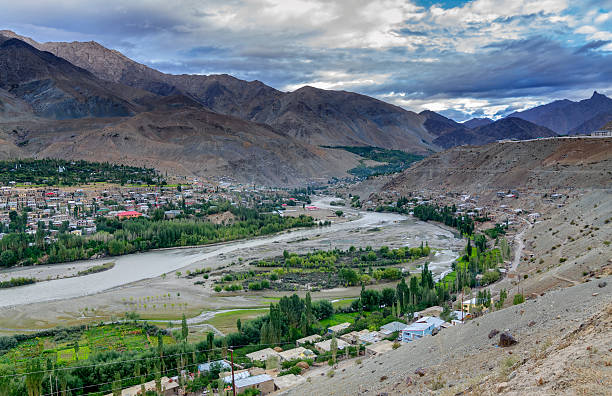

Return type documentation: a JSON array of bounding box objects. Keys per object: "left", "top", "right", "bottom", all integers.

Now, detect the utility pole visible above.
[{"left": 229, "top": 348, "right": 236, "bottom": 396}]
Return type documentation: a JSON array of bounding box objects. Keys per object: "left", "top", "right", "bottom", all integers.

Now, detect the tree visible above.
[
  {"left": 335, "top": 210, "right": 343, "bottom": 217},
  {"left": 381, "top": 288, "right": 396, "bottom": 307},
  {"left": 181, "top": 314, "right": 189, "bottom": 342},
  {"left": 207, "top": 331, "right": 215, "bottom": 360},
  {"left": 513, "top": 293, "right": 524, "bottom": 305},
  {"left": 155, "top": 364, "right": 162, "bottom": 393},
  {"left": 73, "top": 340, "right": 80, "bottom": 361},
  {"left": 330, "top": 336, "right": 338, "bottom": 365},
  {"left": 157, "top": 331, "right": 164, "bottom": 358},
  {"left": 25, "top": 359, "right": 44, "bottom": 396},
  {"left": 236, "top": 318, "right": 242, "bottom": 332},
  {"left": 112, "top": 372, "right": 122, "bottom": 396},
  {"left": 0, "top": 367, "right": 13, "bottom": 396}
]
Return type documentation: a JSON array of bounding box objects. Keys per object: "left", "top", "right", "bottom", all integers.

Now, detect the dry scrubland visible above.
[{"left": 282, "top": 277, "right": 611, "bottom": 396}]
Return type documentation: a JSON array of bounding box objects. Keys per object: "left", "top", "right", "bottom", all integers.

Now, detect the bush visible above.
[
  {"left": 214, "top": 285, "right": 222, "bottom": 292},
  {"left": 278, "top": 365, "right": 302, "bottom": 376},
  {"left": 481, "top": 270, "right": 501, "bottom": 285},
  {"left": 513, "top": 294, "right": 525, "bottom": 305}
]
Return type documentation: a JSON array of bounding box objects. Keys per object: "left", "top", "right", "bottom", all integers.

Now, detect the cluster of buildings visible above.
[{"left": 0, "top": 179, "right": 308, "bottom": 241}]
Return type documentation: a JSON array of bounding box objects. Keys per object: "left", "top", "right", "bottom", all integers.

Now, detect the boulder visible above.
[
  {"left": 488, "top": 329, "right": 500, "bottom": 339},
  {"left": 296, "top": 361, "right": 309, "bottom": 370},
  {"left": 496, "top": 382, "right": 509, "bottom": 393},
  {"left": 598, "top": 281, "right": 607, "bottom": 288},
  {"left": 273, "top": 346, "right": 283, "bottom": 352},
  {"left": 415, "top": 368, "right": 426, "bottom": 377},
  {"left": 499, "top": 332, "right": 517, "bottom": 347}
]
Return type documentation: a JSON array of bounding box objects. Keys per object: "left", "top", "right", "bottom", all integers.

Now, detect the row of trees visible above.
[
  {"left": 0, "top": 159, "right": 162, "bottom": 186},
  {"left": 0, "top": 207, "right": 315, "bottom": 267}
]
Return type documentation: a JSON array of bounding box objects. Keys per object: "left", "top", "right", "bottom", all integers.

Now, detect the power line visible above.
[{"left": 0, "top": 339, "right": 302, "bottom": 379}]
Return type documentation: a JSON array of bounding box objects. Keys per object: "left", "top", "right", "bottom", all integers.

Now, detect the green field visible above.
[
  {"left": 318, "top": 312, "right": 360, "bottom": 328},
  {"left": 204, "top": 309, "right": 270, "bottom": 334},
  {"left": 0, "top": 324, "right": 175, "bottom": 369}
]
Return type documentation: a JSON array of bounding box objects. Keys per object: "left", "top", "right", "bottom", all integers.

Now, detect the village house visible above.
[
  {"left": 339, "top": 329, "right": 381, "bottom": 345},
  {"left": 326, "top": 322, "right": 351, "bottom": 335},
  {"left": 197, "top": 359, "right": 232, "bottom": 373},
  {"left": 400, "top": 321, "right": 435, "bottom": 342},
  {"left": 273, "top": 373, "right": 306, "bottom": 391},
  {"left": 245, "top": 347, "right": 282, "bottom": 362},
  {"left": 365, "top": 340, "right": 395, "bottom": 356},
  {"left": 296, "top": 334, "right": 322, "bottom": 346},
  {"left": 278, "top": 346, "right": 315, "bottom": 362},
  {"left": 103, "top": 376, "right": 179, "bottom": 396},
  {"left": 379, "top": 321, "right": 407, "bottom": 336},
  {"left": 314, "top": 338, "right": 350, "bottom": 353},
  {"left": 224, "top": 373, "right": 276, "bottom": 395}
]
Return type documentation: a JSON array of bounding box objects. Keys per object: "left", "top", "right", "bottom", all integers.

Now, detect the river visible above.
[{"left": 0, "top": 197, "right": 462, "bottom": 307}]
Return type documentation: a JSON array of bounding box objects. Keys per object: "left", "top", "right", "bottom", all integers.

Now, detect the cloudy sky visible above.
[{"left": 2, "top": 0, "right": 611, "bottom": 120}]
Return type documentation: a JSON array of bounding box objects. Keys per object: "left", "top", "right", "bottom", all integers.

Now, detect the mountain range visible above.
[
  {"left": 0, "top": 29, "right": 608, "bottom": 185},
  {"left": 509, "top": 91, "right": 612, "bottom": 134}
]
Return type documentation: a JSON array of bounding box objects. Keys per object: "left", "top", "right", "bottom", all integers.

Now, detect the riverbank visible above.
[{"left": 0, "top": 197, "right": 464, "bottom": 331}]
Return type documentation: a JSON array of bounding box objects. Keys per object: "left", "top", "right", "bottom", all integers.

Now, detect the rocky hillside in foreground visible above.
[
  {"left": 281, "top": 278, "right": 611, "bottom": 396},
  {"left": 383, "top": 137, "right": 612, "bottom": 193},
  {"left": 0, "top": 30, "right": 438, "bottom": 153}
]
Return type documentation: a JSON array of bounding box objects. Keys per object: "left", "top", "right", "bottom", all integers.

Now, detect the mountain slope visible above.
[
  {"left": 509, "top": 91, "right": 612, "bottom": 134},
  {"left": 463, "top": 117, "right": 493, "bottom": 128},
  {"left": 419, "top": 110, "right": 465, "bottom": 136},
  {"left": 383, "top": 137, "right": 612, "bottom": 193},
  {"left": 0, "top": 37, "right": 160, "bottom": 119},
  {"left": 6, "top": 31, "right": 437, "bottom": 153},
  {"left": 568, "top": 111, "right": 612, "bottom": 134},
  {"left": 431, "top": 117, "right": 557, "bottom": 148},
  {"left": 0, "top": 108, "right": 362, "bottom": 186},
  {"left": 0, "top": 33, "right": 363, "bottom": 185}
]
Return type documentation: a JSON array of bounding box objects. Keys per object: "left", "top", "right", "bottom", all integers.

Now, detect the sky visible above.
[{"left": 1, "top": 0, "right": 611, "bottom": 121}]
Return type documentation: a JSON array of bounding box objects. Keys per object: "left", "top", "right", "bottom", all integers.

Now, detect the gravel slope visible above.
[{"left": 280, "top": 276, "right": 611, "bottom": 395}]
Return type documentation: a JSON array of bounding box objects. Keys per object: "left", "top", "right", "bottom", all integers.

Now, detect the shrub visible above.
[{"left": 513, "top": 294, "right": 525, "bottom": 305}]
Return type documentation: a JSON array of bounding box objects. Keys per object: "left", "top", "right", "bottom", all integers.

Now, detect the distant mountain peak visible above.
[
  {"left": 462, "top": 117, "right": 493, "bottom": 129},
  {"left": 510, "top": 91, "right": 612, "bottom": 133}
]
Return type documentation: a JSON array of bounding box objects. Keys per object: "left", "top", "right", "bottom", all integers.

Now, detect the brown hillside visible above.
[{"left": 383, "top": 138, "right": 612, "bottom": 193}]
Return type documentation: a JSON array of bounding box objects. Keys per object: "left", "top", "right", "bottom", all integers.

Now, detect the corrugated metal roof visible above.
[{"left": 235, "top": 374, "right": 273, "bottom": 387}]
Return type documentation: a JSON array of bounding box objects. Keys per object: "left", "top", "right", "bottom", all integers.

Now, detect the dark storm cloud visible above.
[
  {"left": 575, "top": 40, "right": 612, "bottom": 54},
  {"left": 1, "top": 0, "right": 610, "bottom": 120}
]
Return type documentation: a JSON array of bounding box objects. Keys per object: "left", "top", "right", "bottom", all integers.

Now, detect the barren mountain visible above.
[
  {"left": 419, "top": 110, "right": 465, "bottom": 136},
  {"left": 0, "top": 108, "right": 361, "bottom": 186},
  {"left": 0, "top": 32, "right": 362, "bottom": 185},
  {"left": 463, "top": 117, "right": 493, "bottom": 128},
  {"left": 383, "top": 137, "right": 612, "bottom": 193},
  {"left": 568, "top": 111, "right": 612, "bottom": 134},
  {"left": 5, "top": 31, "right": 437, "bottom": 153},
  {"left": 510, "top": 91, "right": 612, "bottom": 134},
  {"left": 427, "top": 116, "right": 557, "bottom": 149},
  {"left": 0, "top": 37, "right": 159, "bottom": 119}
]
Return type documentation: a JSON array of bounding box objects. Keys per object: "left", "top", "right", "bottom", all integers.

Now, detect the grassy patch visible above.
[
  {"left": 319, "top": 312, "right": 359, "bottom": 328},
  {"left": 322, "top": 146, "right": 424, "bottom": 177},
  {"left": 204, "top": 309, "right": 269, "bottom": 334},
  {"left": 332, "top": 299, "right": 356, "bottom": 310}
]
